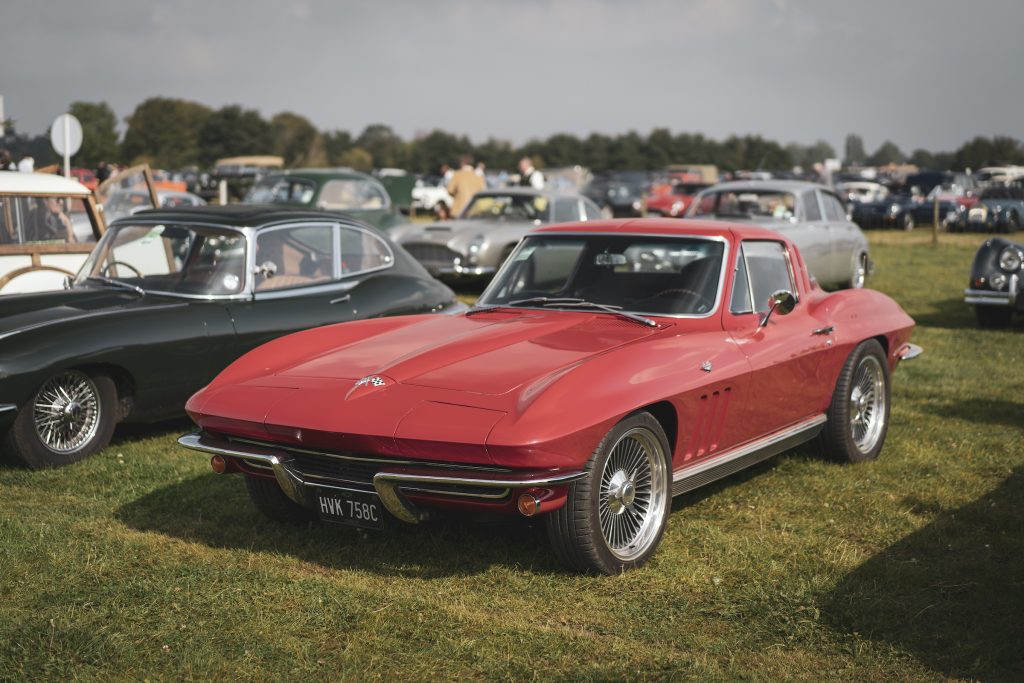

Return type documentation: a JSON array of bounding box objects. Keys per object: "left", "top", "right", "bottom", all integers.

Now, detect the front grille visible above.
[
  {"left": 403, "top": 242, "right": 460, "bottom": 270},
  {"left": 290, "top": 453, "right": 382, "bottom": 489}
]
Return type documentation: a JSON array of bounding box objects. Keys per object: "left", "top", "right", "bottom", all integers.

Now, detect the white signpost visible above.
[{"left": 50, "top": 113, "right": 83, "bottom": 178}]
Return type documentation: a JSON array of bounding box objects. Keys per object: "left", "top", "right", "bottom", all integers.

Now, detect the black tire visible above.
[
  {"left": 1007, "top": 213, "right": 1020, "bottom": 233},
  {"left": 3, "top": 370, "right": 117, "bottom": 469},
  {"left": 546, "top": 412, "right": 672, "bottom": 574},
  {"left": 244, "top": 475, "right": 317, "bottom": 524},
  {"left": 818, "top": 340, "right": 891, "bottom": 463},
  {"left": 901, "top": 213, "right": 915, "bottom": 231},
  {"left": 975, "top": 305, "right": 1013, "bottom": 329}
]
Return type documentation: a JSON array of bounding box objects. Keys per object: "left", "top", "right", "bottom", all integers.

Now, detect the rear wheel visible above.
[
  {"left": 901, "top": 213, "right": 915, "bottom": 231},
  {"left": 3, "top": 370, "right": 117, "bottom": 469},
  {"left": 818, "top": 340, "right": 891, "bottom": 463},
  {"left": 546, "top": 412, "right": 671, "bottom": 574},
  {"left": 1006, "top": 213, "right": 1020, "bottom": 233},
  {"left": 844, "top": 252, "right": 868, "bottom": 289},
  {"left": 975, "top": 305, "right": 1013, "bottom": 328},
  {"left": 244, "top": 475, "right": 316, "bottom": 524}
]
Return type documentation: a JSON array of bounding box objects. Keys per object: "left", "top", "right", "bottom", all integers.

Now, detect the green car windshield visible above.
[{"left": 75, "top": 224, "right": 247, "bottom": 296}]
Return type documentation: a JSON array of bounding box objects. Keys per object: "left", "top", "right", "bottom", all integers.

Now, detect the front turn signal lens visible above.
[
  {"left": 517, "top": 493, "right": 541, "bottom": 517},
  {"left": 210, "top": 455, "right": 228, "bottom": 474}
]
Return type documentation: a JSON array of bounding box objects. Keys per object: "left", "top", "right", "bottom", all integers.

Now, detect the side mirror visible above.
[
  {"left": 255, "top": 261, "right": 278, "bottom": 279},
  {"left": 760, "top": 289, "right": 796, "bottom": 327},
  {"left": 62, "top": 275, "right": 73, "bottom": 290}
]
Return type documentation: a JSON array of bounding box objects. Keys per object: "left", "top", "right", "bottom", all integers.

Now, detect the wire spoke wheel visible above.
[
  {"left": 848, "top": 355, "right": 886, "bottom": 454},
  {"left": 32, "top": 371, "right": 102, "bottom": 453},
  {"left": 597, "top": 427, "right": 668, "bottom": 563}
]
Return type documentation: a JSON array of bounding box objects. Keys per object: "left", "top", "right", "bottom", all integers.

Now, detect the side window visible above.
[
  {"left": 552, "top": 198, "right": 578, "bottom": 223},
  {"left": 339, "top": 227, "right": 393, "bottom": 276},
  {"left": 255, "top": 224, "right": 335, "bottom": 291},
  {"left": 583, "top": 199, "right": 603, "bottom": 221},
  {"left": 741, "top": 241, "right": 795, "bottom": 314},
  {"left": 802, "top": 191, "right": 822, "bottom": 222},
  {"left": 821, "top": 192, "right": 847, "bottom": 221},
  {"left": 1, "top": 195, "right": 92, "bottom": 245},
  {"left": 730, "top": 244, "right": 753, "bottom": 314}
]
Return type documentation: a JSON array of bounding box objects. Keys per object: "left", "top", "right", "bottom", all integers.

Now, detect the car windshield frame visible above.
[
  {"left": 690, "top": 188, "right": 798, "bottom": 221},
  {"left": 477, "top": 231, "right": 729, "bottom": 319},
  {"left": 74, "top": 221, "right": 251, "bottom": 300},
  {"left": 460, "top": 193, "right": 552, "bottom": 222}
]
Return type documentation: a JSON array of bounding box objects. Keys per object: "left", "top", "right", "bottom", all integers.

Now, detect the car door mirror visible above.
[
  {"left": 62, "top": 275, "right": 73, "bottom": 290},
  {"left": 760, "top": 289, "right": 796, "bottom": 327}
]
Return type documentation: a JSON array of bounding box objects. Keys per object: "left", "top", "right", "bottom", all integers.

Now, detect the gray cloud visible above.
[{"left": 3, "top": 0, "right": 1023, "bottom": 156}]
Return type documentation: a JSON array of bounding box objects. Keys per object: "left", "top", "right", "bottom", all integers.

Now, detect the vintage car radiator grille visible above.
[{"left": 403, "top": 242, "right": 460, "bottom": 269}]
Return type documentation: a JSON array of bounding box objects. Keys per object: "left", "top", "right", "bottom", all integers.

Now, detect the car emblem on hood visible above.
[{"left": 354, "top": 375, "right": 387, "bottom": 388}]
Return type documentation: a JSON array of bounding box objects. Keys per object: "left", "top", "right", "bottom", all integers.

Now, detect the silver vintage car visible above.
[
  {"left": 393, "top": 188, "right": 603, "bottom": 279},
  {"left": 687, "top": 180, "right": 871, "bottom": 289}
]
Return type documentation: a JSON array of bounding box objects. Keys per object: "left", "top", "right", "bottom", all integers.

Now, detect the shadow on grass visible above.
[
  {"left": 822, "top": 468, "right": 1024, "bottom": 682},
  {"left": 912, "top": 296, "right": 1024, "bottom": 332},
  {"left": 115, "top": 472, "right": 563, "bottom": 578},
  {"left": 109, "top": 417, "right": 194, "bottom": 446},
  {"left": 929, "top": 397, "right": 1024, "bottom": 430}
]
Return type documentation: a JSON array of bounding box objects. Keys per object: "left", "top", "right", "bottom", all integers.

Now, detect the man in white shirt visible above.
[
  {"left": 518, "top": 157, "right": 544, "bottom": 190},
  {"left": 17, "top": 155, "right": 34, "bottom": 173}
]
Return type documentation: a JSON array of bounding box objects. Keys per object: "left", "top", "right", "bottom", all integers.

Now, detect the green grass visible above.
[{"left": 2, "top": 232, "right": 1022, "bottom": 682}]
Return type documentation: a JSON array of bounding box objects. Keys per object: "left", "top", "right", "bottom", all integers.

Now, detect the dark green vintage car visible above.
[
  {"left": 243, "top": 169, "right": 408, "bottom": 232},
  {"left": 0, "top": 205, "right": 460, "bottom": 468}
]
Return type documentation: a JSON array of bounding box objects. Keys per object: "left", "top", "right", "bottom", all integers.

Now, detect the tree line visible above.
[{"left": 3, "top": 96, "right": 1023, "bottom": 175}]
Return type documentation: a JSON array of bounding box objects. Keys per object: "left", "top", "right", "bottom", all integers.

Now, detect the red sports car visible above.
[
  {"left": 645, "top": 182, "right": 711, "bottom": 217},
  {"left": 180, "top": 219, "right": 921, "bottom": 574}
]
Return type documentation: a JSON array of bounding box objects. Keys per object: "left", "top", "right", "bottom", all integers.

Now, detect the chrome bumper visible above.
[
  {"left": 965, "top": 274, "right": 1018, "bottom": 308},
  {"left": 178, "top": 432, "right": 586, "bottom": 524},
  {"left": 896, "top": 343, "right": 923, "bottom": 362}
]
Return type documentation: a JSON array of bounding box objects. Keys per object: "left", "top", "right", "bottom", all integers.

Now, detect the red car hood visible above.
[{"left": 274, "top": 309, "right": 661, "bottom": 396}]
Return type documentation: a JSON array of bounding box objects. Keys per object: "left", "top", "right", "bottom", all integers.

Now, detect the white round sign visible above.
[{"left": 50, "top": 113, "right": 83, "bottom": 157}]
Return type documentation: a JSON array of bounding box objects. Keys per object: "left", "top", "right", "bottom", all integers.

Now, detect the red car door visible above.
[{"left": 722, "top": 239, "right": 833, "bottom": 442}]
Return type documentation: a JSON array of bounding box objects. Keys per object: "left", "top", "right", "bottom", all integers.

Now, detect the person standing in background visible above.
[
  {"left": 446, "top": 155, "right": 485, "bottom": 217},
  {"left": 95, "top": 160, "right": 111, "bottom": 183},
  {"left": 17, "top": 155, "right": 34, "bottom": 173},
  {"left": 518, "top": 156, "right": 544, "bottom": 189}
]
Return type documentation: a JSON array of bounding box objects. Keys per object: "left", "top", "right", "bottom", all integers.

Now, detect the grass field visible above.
[{"left": 1, "top": 232, "right": 1022, "bottom": 682}]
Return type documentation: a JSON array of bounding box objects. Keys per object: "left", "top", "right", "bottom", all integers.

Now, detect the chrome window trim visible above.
[
  {"left": 728, "top": 238, "right": 799, "bottom": 317},
  {"left": 478, "top": 231, "right": 730, "bottom": 320}
]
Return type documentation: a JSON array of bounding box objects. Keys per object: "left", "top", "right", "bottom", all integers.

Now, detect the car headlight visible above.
[
  {"left": 632, "top": 200, "right": 643, "bottom": 211},
  {"left": 889, "top": 203, "right": 901, "bottom": 214},
  {"left": 671, "top": 201, "right": 684, "bottom": 215},
  {"left": 999, "top": 247, "right": 1022, "bottom": 272},
  {"left": 990, "top": 272, "right": 1008, "bottom": 290}
]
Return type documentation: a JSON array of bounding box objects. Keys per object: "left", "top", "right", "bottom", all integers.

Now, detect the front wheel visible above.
[
  {"left": 3, "top": 370, "right": 117, "bottom": 469},
  {"left": 244, "top": 475, "right": 317, "bottom": 524},
  {"left": 546, "top": 412, "right": 671, "bottom": 574},
  {"left": 818, "top": 340, "right": 891, "bottom": 463}
]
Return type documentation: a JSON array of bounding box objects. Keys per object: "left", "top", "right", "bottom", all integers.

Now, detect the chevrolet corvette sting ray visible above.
[{"left": 180, "top": 218, "right": 921, "bottom": 574}]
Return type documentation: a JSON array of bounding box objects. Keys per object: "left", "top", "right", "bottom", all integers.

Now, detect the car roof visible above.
[
  {"left": 705, "top": 179, "right": 832, "bottom": 194},
  {"left": 264, "top": 168, "right": 374, "bottom": 181},
  {"left": 532, "top": 217, "right": 788, "bottom": 242},
  {"left": 117, "top": 203, "right": 369, "bottom": 228},
  {"left": 0, "top": 171, "right": 93, "bottom": 197}
]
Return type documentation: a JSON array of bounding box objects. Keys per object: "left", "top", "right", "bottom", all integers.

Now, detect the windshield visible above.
[
  {"left": 690, "top": 190, "right": 796, "bottom": 220},
  {"left": 461, "top": 194, "right": 551, "bottom": 222},
  {"left": 245, "top": 177, "right": 317, "bottom": 204},
  {"left": 479, "top": 234, "right": 725, "bottom": 316},
  {"left": 75, "top": 223, "right": 247, "bottom": 296}
]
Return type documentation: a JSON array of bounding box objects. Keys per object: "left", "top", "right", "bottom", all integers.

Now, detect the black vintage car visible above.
[
  {"left": 582, "top": 172, "right": 650, "bottom": 218},
  {"left": 964, "top": 237, "right": 1024, "bottom": 327},
  {"left": 0, "top": 205, "right": 460, "bottom": 468}
]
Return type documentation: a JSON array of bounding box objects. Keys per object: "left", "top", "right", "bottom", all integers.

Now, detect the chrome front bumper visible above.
[
  {"left": 965, "top": 273, "right": 1019, "bottom": 308},
  {"left": 178, "top": 432, "right": 586, "bottom": 524}
]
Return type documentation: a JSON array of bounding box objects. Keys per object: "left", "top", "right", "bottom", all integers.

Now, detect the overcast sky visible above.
[{"left": 3, "top": 0, "right": 1023, "bottom": 155}]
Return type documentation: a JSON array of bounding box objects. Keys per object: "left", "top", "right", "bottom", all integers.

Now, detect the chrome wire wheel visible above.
[
  {"left": 32, "top": 370, "right": 102, "bottom": 454},
  {"left": 598, "top": 427, "right": 668, "bottom": 562},
  {"left": 849, "top": 355, "right": 886, "bottom": 454},
  {"left": 851, "top": 253, "right": 867, "bottom": 289}
]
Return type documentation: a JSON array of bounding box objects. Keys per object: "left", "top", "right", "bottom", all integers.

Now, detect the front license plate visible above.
[{"left": 316, "top": 488, "right": 384, "bottom": 529}]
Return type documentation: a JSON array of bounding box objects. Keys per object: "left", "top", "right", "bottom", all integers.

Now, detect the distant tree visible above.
[
  {"left": 542, "top": 133, "right": 586, "bottom": 168},
  {"left": 642, "top": 128, "right": 673, "bottom": 169},
  {"left": 787, "top": 139, "right": 836, "bottom": 170},
  {"left": 121, "top": 97, "right": 212, "bottom": 168},
  {"left": 608, "top": 131, "right": 646, "bottom": 170},
  {"left": 406, "top": 129, "right": 471, "bottom": 173},
  {"left": 339, "top": 147, "right": 373, "bottom": 172},
  {"left": 0, "top": 120, "right": 56, "bottom": 167},
  {"left": 844, "top": 134, "right": 866, "bottom": 166},
  {"left": 475, "top": 137, "right": 517, "bottom": 171},
  {"left": 271, "top": 112, "right": 323, "bottom": 167},
  {"left": 68, "top": 101, "right": 120, "bottom": 167},
  {"left": 323, "top": 130, "right": 353, "bottom": 166},
  {"left": 909, "top": 148, "right": 937, "bottom": 169},
  {"left": 196, "top": 105, "right": 273, "bottom": 167},
  {"left": 868, "top": 140, "right": 904, "bottom": 166},
  {"left": 951, "top": 135, "right": 1024, "bottom": 171},
  {"left": 354, "top": 124, "right": 405, "bottom": 169}
]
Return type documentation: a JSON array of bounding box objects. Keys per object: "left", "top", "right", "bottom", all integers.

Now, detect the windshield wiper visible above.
[
  {"left": 508, "top": 297, "right": 657, "bottom": 327},
  {"left": 85, "top": 276, "right": 145, "bottom": 297},
  {"left": 466, "top": 297, "right": 582, "bottom": 316},
  {"left": 553, "top": 301, "right": 658, "bottom": 327}
]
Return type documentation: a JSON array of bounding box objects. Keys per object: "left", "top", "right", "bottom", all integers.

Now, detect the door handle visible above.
[
  {"left": 329, "top": 294, "right": 351, "bottom": 304},
  {"left": 811, "top": 325, "right": 834, "bottom": 335}
]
